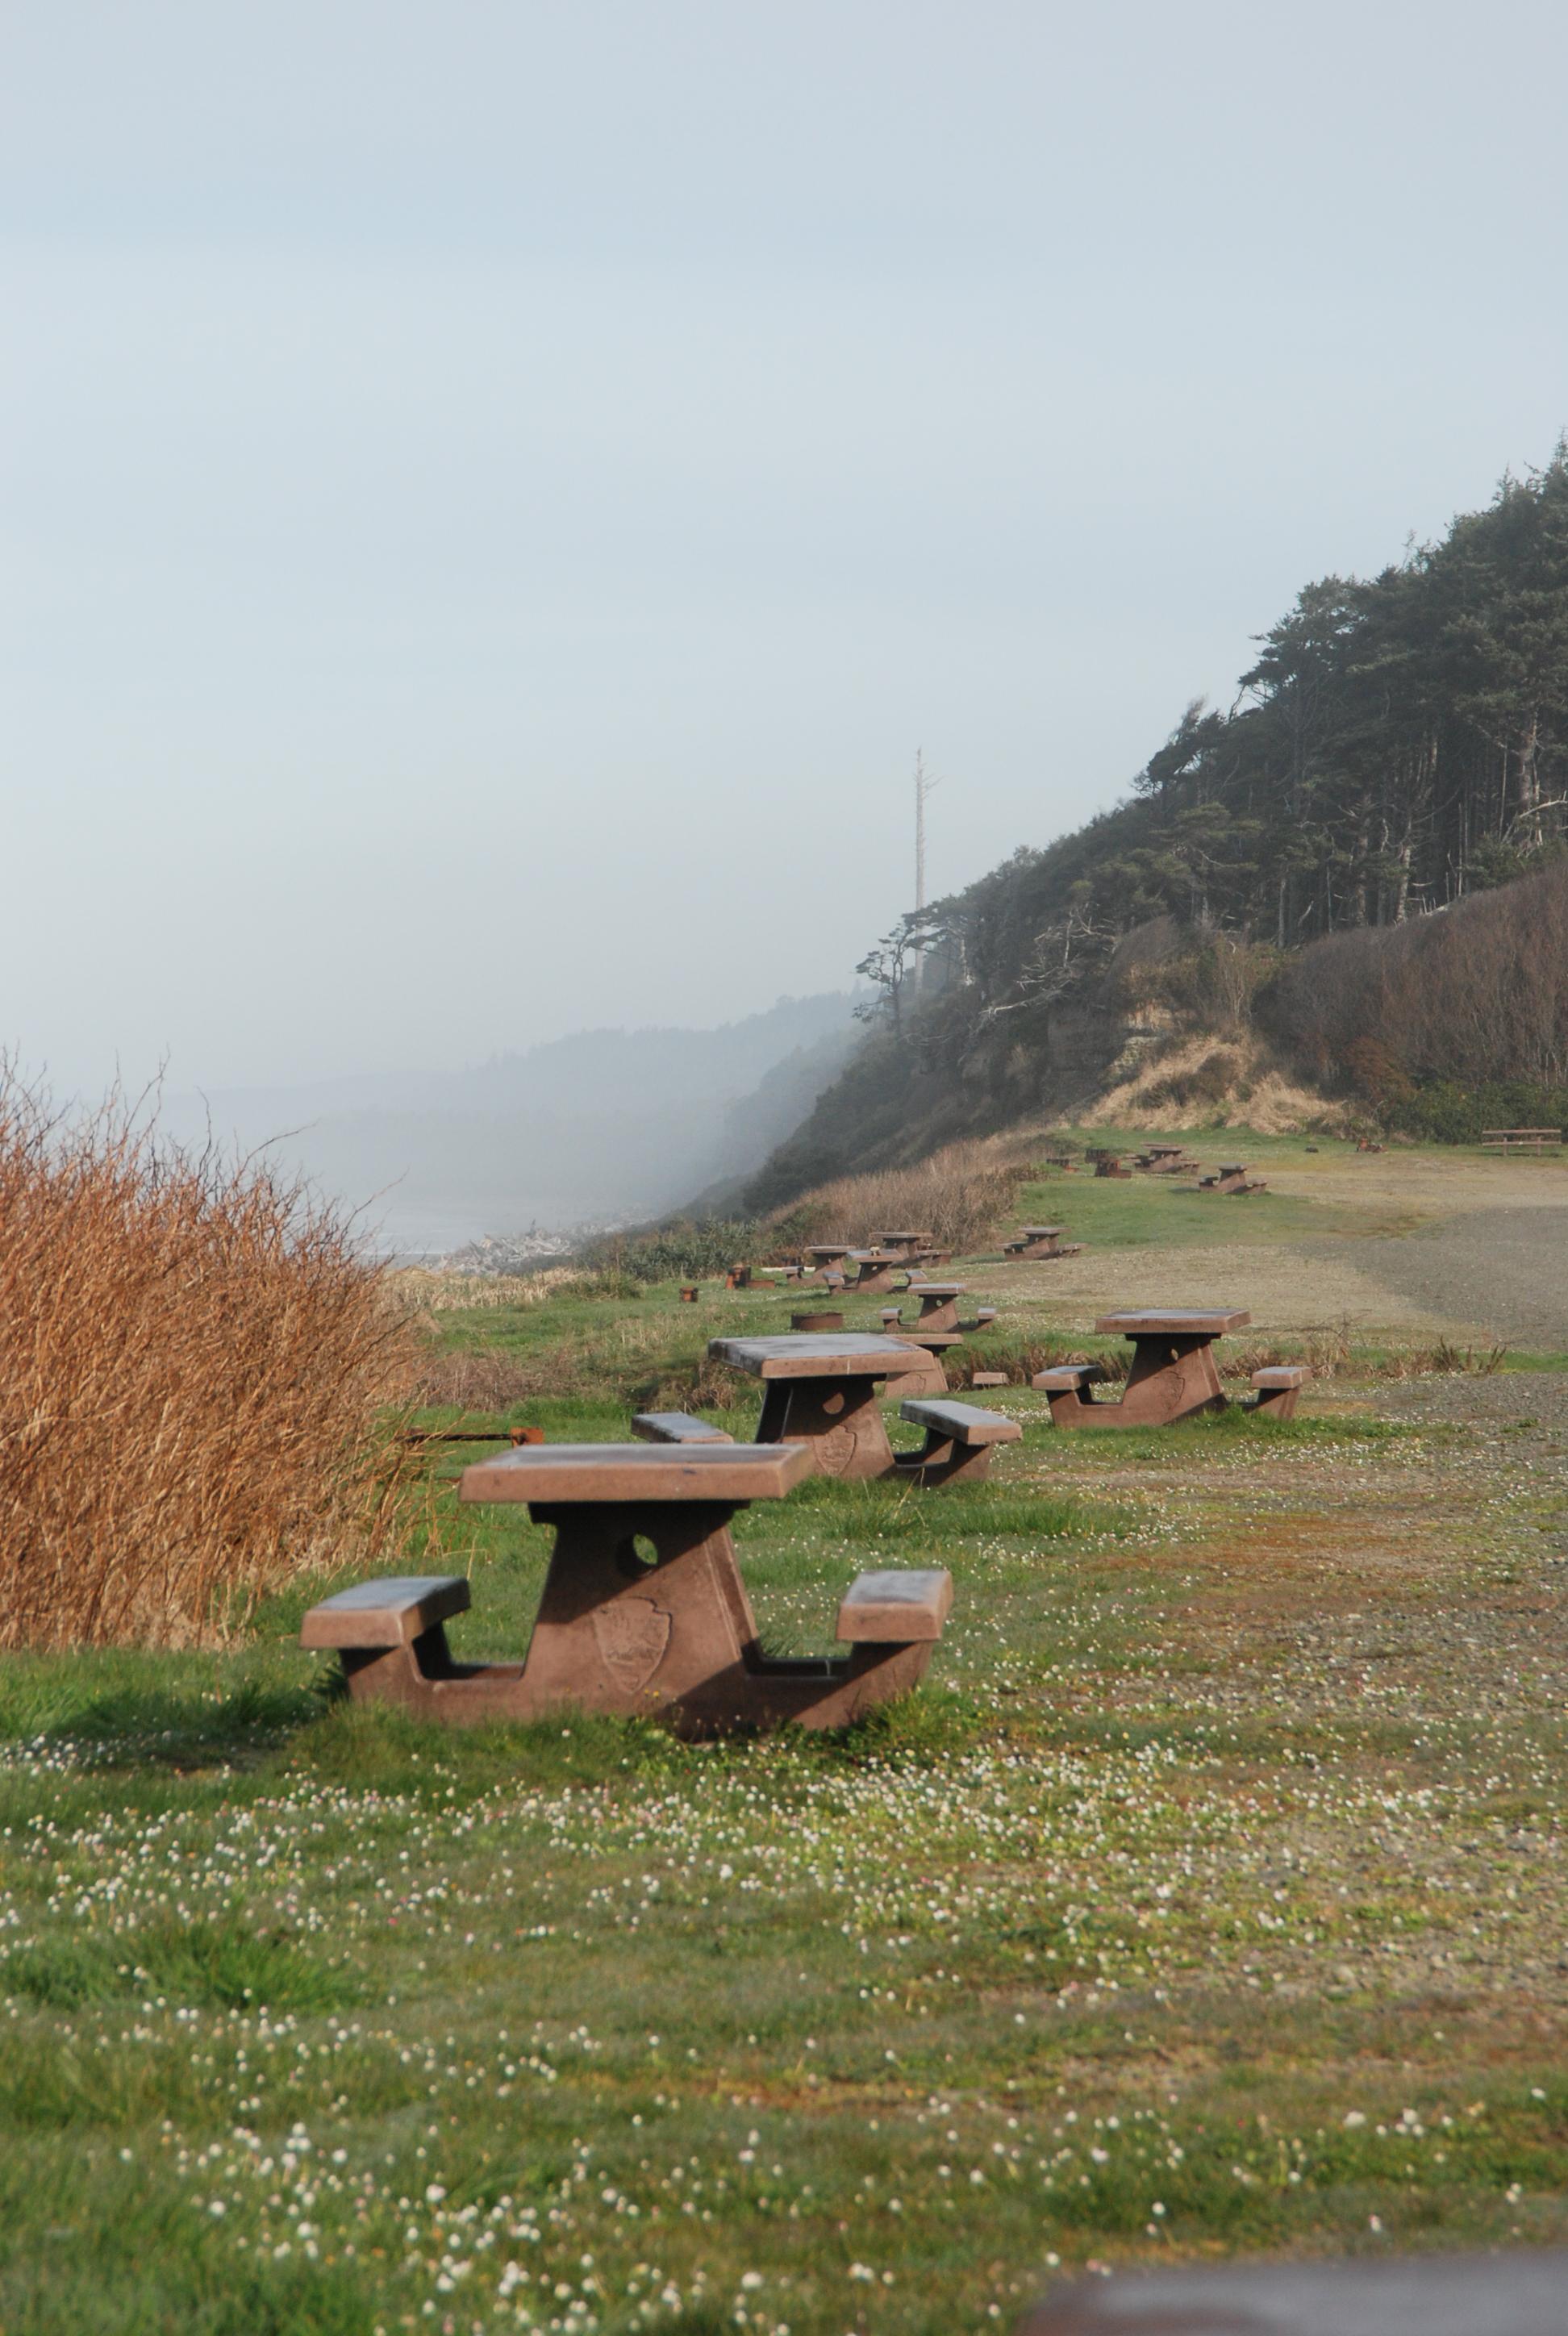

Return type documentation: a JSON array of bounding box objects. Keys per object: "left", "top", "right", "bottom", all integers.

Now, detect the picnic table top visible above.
[
  {"left": 1211, "top": 1163, "right": 1249, "bottom": 1174},
  {"left": 1144, "top": 1143, "right": 1187, "bottom": 1154},
  {"left": 710, "top": 1333, "right": 932, "bottom": 1380},
  {"left": 846, "top": 1249, "right": 903, "bottom": 1265},
  {"left": 1015, "top": 1224, "right": 1065, "bottom": 1239},
  {"left": 458, "top": 1441, "right": 813, "bottom": 1504},
  {"left": 1095, "top": 1308, "right": 1252, "bottom": 1337},
  {"left": 803, "top": 1241, "right": 853, "bottom": 1254},
  {"left": 874, "top": 1228, "right": 933, "bottom": 1242},
  {"left": 1482, "top": 1127, "right": 1562, "bottom": 1137},
  {"left": 902, "top": 1281, "right": 966, "bottom": 1299}
]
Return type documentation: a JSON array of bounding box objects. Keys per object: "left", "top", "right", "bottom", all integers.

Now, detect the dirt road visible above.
[{"left": 1351, "top": 1205, "right": 1568, "bottom": 1349}]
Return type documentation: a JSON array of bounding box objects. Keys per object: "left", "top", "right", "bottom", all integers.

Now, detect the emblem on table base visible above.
[{"left": 593, "top": 1597, "right": 673, "bottom": 1694}]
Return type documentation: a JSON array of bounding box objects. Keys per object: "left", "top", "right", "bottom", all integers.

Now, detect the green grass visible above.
[{"left": 4, "top": 1242, "right": 1568, "bottom": 2330}]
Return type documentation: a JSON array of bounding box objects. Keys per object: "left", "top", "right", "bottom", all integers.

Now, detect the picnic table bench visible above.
[
  {"left": 894, "top": 1395, "right": 1020, "bottom": 1486},
  {"left": 302, "top": 1442, "right": 952, "bottom": 1737},
  {"left": 1032, "top": 1308, "right": 1307, "bottom": 1428},
  {"left": 632, "top": 1412, "right": 734, "bottom": 1443},
  {"left": 709, "top": 1333, "right": 930, "bottom": 1476},
  {"left": 1482, "top": 1127, "right": 1562, "bottom": 1152},
  {"left": 1004, "top": 1225, "right": 1084, "bottom": 1262},
  {"left": 1019, "top": 2248, "right": 1568, "bottom": 2335}
]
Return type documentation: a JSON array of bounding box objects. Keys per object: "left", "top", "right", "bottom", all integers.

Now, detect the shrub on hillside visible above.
[
  {"left": 0, "top": 1073, "right": 419, "bottom": 1648},
  {"left": 1269, "top": 861, "right": 1568, "bottom": 1096},
  {"left": 766, "top": 1140, "right": 1028, "bottom": 1254},
  {"left": 584, "top": 1219, "right": 761, "bottom": 1284}
]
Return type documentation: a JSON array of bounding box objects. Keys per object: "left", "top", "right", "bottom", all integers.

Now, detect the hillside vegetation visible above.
[{"left": 746, "top": 454, "right": 1568, "bottom": 1204}]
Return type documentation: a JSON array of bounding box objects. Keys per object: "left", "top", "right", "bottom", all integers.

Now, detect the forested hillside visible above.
[{"left": 744, "top": 453, "right": 1568, "bottom": 1205}]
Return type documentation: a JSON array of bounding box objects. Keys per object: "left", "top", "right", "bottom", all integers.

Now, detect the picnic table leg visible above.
[
  {"left": 754, "top": 1373, "right": 899, "bottom": 1479},
  {"left": 1115, "top": 1333, "right": 1228, "bottom": 1425}
]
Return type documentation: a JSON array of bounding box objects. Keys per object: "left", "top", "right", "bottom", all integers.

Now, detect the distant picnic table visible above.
[
  {"left": 1032, "top": 1308, "right": 1307, "bottom": 1429},
  {"left": 1482, "top": 1128, "right": 1562, "bottom": 1153},
  {"left": 708, "top": 1332, "right": 928, "bottom": 1477},
  {"left": 1004, "top": 1225, "right": 1084, "bottom": 1262}
]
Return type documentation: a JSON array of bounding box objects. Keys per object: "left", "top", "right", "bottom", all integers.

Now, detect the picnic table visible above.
[
  {"left": 1034, "top": 1308, "right": 1260, "bottom": 1428},
  {"left": 708, "top": 1332, "right": 931, "bottom": 1477},
  {"left": 1136, "top": 1144, "right": 1198, "bottom": 1174},
  {"left": 1482, "top": 1127, "right": 1562, "bottom": 1153},
  {"left": 302, "top": 1441, "right": 952, "bottom": 1736},
  {"left": 898, "top": 1280, "right": 966, "bottom": 1335},
  {"left": 844, "top": 1248, "right": 905, "bottom": 1294},
  {"left": 876, "top": 1301, "right": 956, "bottom": 1395},
  {"left": 803, "top": 1242, "right": 854, "bottom": 1280},
  {"left": 1198, "top": 1161, "right": 1266, "bottom": 1195},
  {"left": 1004, "top": 1224, "right": 1084, "bottom": 1262},
  {"left": 872, "top": 1228, "right": 933, "bottom": 1259}
]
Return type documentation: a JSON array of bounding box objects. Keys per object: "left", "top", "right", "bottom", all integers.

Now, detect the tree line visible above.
[{"left": 861, "top": 446, "right": 1568, "bottom": 1052}]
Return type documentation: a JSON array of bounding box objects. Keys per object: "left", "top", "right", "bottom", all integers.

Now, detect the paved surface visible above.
[{"left": 1349, "top": 1206, "right": 1568, "bottom": 1350}]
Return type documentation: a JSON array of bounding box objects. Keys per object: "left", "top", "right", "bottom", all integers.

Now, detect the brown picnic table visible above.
[
  {"left": 875, "top": 1290, "right": 963, "bottom": 1395},
  {"left": 872, "top": 1228, "right": 933, "bottom": 1259},
  {"left": 1198, "top": 1162, "right": 1266, "bottom": 1194},
  {"left": 803, "top": 1242, "right": 854, "bottom": 1281},
  {"left": 1004, "top": 1224, "right": 1083, "bottom": 1262},
  {"left": 1032, "top": 1307, "right": 1306, "bottom": 1428},
  {"left": 1482, "top": 1127, "right": 1562, "bottom": 1153},
  {"left": 301, "top": 1441, "right": 953, "bottom": 1737},
  {"left": 709, "top": 1333, "right": 929, "bottom": 1477},
  {"left": 844, "top": 1248, "right": 905, "bottom": 1294}
]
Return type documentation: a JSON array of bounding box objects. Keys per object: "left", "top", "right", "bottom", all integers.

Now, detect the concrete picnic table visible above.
[
  {"left": 1035, "top": 1308, "right": 1252, "bottom": 1427},
  {"left": 872, "top": 1228, "right": 934, "bottom": 1258},
  {"left": 803, "top": 1242, "right": 854, "bottom": 1279},
  {"left": 302, "top": 1441, "right": 952, "bottom": 1737},
  {"left": 709, "top": 1332, "right": 930, "bottom": 1478},
  {"left": 897, "top": 1280, "right": 967, "bottom": 1335},
  {"left": 1198, "top": 1162, "right": 1266, "bottom": 1194},
  {"left": 1004, "top": 1225, "right": 1083, "bottom": 1262},
  {"left": 844, "top": 1248, "right": 906, "bottom": 1294}
]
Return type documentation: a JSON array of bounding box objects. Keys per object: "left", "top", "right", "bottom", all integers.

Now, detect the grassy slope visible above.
[{"left": 3, "top": 1138, "right": 1568, "bottom": 2333}]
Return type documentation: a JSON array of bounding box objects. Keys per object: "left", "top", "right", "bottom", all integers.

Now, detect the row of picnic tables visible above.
[{"left": 304, "top": 1294, "right": 1305, "bottom": 1738}]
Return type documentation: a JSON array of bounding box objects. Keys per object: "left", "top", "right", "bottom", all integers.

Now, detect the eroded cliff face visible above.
[{"left": 740, "top": 994, "right": 1141, "bottom": 1212}]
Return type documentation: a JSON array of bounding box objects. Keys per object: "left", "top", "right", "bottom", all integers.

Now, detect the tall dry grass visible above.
[
  {"left": 769, "top": 1137, "right": 1033, "bottom": 1254},
  {"left": 0, "top": 1072, "right": 420, "bottom": 1649}
]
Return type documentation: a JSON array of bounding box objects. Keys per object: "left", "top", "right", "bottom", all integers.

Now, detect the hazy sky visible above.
[{"left": 6, "top": 0, "right": 1568, "bottom": 1093}]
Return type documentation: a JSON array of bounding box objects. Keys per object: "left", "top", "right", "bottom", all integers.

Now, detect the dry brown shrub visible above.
[
  {"left": 770, "top": 1139, "right": 1030, "bottom": 1254},
  {"left": 0, "top": 1071, "right": 420, "bottom": 1649}
]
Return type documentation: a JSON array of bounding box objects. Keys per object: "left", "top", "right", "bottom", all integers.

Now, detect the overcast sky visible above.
[{"left": 6, "top": 0, "right": 1568, "bottom": 1093}]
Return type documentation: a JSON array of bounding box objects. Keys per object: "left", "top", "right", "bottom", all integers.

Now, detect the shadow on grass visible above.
[{"left": 20, "top": 1678, "right": 322, "bottom": 1771}]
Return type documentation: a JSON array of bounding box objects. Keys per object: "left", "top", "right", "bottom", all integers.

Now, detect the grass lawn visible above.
[{"left": 3, "top": 1141, "right": 1567, "bottom": 2332}]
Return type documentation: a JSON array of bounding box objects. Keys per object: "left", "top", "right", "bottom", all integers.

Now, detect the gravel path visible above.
[{"left": 1348, "top": 1206, "right": 1568, "bottom": 1349}]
